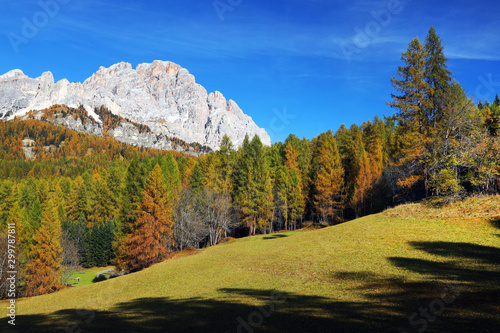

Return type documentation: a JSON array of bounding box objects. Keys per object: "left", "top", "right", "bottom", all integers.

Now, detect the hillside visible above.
[
  {"left": 4, "top": 104, "right": 211, "bottom": 156},
  {"left": 6, "top": 197, "right": 499, "bottom": 332},
  {"left": 0, "top": 117, "right": 199, "bottom": 180}
]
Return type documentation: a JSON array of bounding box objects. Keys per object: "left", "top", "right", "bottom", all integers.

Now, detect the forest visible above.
[{"left": 1, "top": 26, "right": 499, "bottom": 298}]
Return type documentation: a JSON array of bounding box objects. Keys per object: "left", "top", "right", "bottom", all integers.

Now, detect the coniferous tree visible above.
[
  {"left": 213, "top": 134, "right": 235, "bottom": 195},
  {"left": 232, "top": 135, "right": 273, "bottom": 235},
  {"left": 0, "top": 181, "right": 15, "bottom": 229},
  {"left": 115, "top": 156, "right": 146, "bottom": 268},
  {"left": 388, "top": 37, "right": 434, "bottom": 197},
  {"left": 83, "top": 221, "right": 115, "bottom": 267},
  {"left": 105, "top": 165, "right": 123, "bottom": 221},
  {"left": 335, "top": 124, "right": 363, "bottom": 217},
  {"left": 188, "top": 163, "right": 205, "bottom": 194},
  {"left": 353, "top": 148, "right": 373, "bottom": 216},
  {"left": 24, "top": 200, "right": 62, "bottom": 296},
  {"left": 176, "top": 155, "right": 190, "bottom": 186},
  {"left": 362, "top": 117, "right": 388, "bottom": 212},
  {"left": 288, "top": 168, "right": 304, "bottom": 230},
  {"left": 19, "top": 180, "right": 43, "bottom": 252},
  {"left": 484, "top": 107, "right": 500, "bottom": 136},
  {"left": 493, "top": 94, "right": 500, "bottom": 108},
  {"left": 389, "top": 37, "right": 433, "bottom": 134},
  {"left": 164, "top": 152, "right": 181, "bottom": 193},
  {"left": 273, "top": 164, "right": 290, "bottom": 230},
  {"left": 425, "top": 26, "right": 452, "bottom": 128},
  {"left": 312, "top": 131, "right": 344, "bottom": 223},
  {"left": 125, "top": 164, "right": 174, "bottom": 271},
  {"left": 118, "top": 156, "right": 146, "bottom": 234},
  {"left": 37, "top": 179, "right": 50, "bottom": 209},
  {"left": 89, "top": 169, "right": 112, "bottom": 224},
  {"left": 66, "top": 176, "right": 90, "bottom": 223},
  {"left": 284, "top": 142, "right": 304, "bottom": 229},
  {"left": 252, "top": 136, "right": 273, "bottom": 234},
  {"left": 284, "top": 135, "right": 312, "bottom": 204}
]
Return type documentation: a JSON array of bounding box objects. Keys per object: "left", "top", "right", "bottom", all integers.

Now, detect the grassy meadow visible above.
[{"left": 3, "top": 196, "right": 499, "bottom": 332}]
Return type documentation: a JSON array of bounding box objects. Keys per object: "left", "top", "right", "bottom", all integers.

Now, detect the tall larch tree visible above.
[
  {"left": 273, "top": 164, "right": 290, "bottom": 230},
  {"left": 313, "top": 131, "right": 344, "bottom": 223},
  {"left": 188, "top": 163, "right": 205, "bottom": 194},
  {"left": 19, "top": 180, "right": 43, "bottom": 251},
  {"left": 89, "top": 169, "right": 112, "bottom": 224},
  {"left": 124, "top": 164, "right": 174, "bottom": 271},
  {"left": 118, "top": 156, "right": 146, "bottom": 234},
  {"left": 24, "top": 199, "right": 62, "bottom": 297},
  {"left": 288, "top": 168, "right": 304, "bottom": 230},
  {"left": 353, "top": 148, "right": 373, "bottom": 216},
  {"left": 105, "top": 165, "right": 123, "bottom": 221},
  {"left": 213, "top": 134, "right": 234, "bottom": 195},
  {"left": 65, "top": 176, "right": 90, "bottom": 223},
  {"left": 0, "top": 181, "right": 15, "bottom": 229},
  {"left": 284, "top": 141, "right": 304, "bottom": 229},
  {"left": 232, "top": 135, "right": 254, "bottom": 230},
  {"left": 115, "top": 156, "right": 146, "bottom": 268},
  {"left": 335, "top": 124, "right": 363, "bottom": 216},
  {"left": 232, "top": 135, "right": 273, "bottom": 235},
  {"left": 163, "top": 152, "right": 181, "bottom": 196},
  {"left": 250, "top": 136, "right": 273, "bottom": 234}
]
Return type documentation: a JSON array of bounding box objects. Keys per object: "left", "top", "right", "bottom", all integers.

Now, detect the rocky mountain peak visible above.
[
  {"left": 0, "top": 69, "right": 27, "bottom": 80},
  {"left": 0, "top": 61, "right": 270, "bottom": 150}
]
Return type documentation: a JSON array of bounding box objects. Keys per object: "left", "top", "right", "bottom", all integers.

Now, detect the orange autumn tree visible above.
[
  {"left": 24, "top": 199, "right": 62, "bottom": 297},
  {"left": 125, "top": 164, "right": 174, "bottom": 271},
  {"left": 353, "top": 148, "right": 374, "bottom": 216},
  {"left": 313, "top": 131, "right": 344, "bottom": 223}
]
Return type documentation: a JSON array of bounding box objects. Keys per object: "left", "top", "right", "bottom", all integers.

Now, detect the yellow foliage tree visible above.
[
  {"left": 24, "top": 200, "right": 62, "bottom": 297},
  {"left": 124, "top": 164, "right": 174, "bottom": 271},
  {"left": 313, "top": 131, "right": 344, "bottom": 223}
]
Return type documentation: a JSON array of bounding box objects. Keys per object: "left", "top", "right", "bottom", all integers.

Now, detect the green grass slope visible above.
[{"left": 4, "top": 197, "right": 500, "bottom": 332}]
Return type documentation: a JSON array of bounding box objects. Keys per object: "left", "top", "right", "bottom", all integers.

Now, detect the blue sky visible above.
[{"left": 1, "top": 0, "right": 499, "bottom": 143}]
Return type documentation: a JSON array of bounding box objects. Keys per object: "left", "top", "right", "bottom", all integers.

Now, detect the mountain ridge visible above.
[{"left": 0, "top": 60, "right": 271, "bottom": 150}]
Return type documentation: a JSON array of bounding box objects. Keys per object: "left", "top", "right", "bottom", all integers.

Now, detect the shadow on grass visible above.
[
  {"left": 490, "top": 218, "right": 500, "bottom": 237},
  {"left": 408, "top": 241, "right": 500, "bottom": 265},
  {"left": 490, "top": 218, "right": 500, "bottom": 229},
  {"left": 92, "top": 276, "right": 107, "bottom": 283},
  {"left": 262, "top": 234, "right": 289, "bottom": 240},
  {"left": 16, "top": 242, "right": 500, "bottom": 333},
  {"left": 333, "top": 241, "right": 500, "bottom": 333},
  {"left": 15, "top": 289, "right": 408, "bottom": 333},
  {"left": 386, "top": 241, "right": 500, "bottom": 332}
]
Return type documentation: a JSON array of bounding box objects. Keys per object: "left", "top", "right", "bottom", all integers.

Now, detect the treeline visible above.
[{"left": 1, "top": 26, "right": 499, "bottom": 299}]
